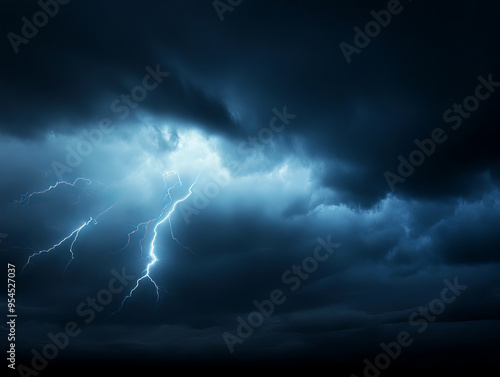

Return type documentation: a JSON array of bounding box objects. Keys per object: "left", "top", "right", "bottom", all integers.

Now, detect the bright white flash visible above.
[{"left": 115, "top": 172, "right": 199, "bottom": 313}]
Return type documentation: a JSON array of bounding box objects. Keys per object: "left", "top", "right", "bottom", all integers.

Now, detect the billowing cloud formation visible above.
[{"left": 0, "top": 0, "right": 499, "bottom": 374}]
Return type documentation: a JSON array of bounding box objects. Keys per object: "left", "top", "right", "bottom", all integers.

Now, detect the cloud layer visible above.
[{"left": 1, "top": 0, "right": 499, "bottom": 374}]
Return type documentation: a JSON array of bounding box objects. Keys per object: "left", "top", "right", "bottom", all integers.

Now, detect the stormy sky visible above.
[{"left": 1, "top": 0, "right": 499, "bottom": 375}]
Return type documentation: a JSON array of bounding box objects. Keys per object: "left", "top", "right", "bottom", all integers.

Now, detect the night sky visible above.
[{"left": 1, "top": 1, "right": 499, "bottom": 375}]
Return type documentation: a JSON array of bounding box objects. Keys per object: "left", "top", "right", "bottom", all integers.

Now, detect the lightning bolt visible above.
[
  {"left": 13, "top": 171, "right": 198, "bottom": 313},
  {"left": 22, "top": 203, "right": 117, "bottom": 274},
  {"left": 113, "top": 171, "right": 182, "bottom": 258},
  {"left": 13, "top": 178, "right": 92, "bottom": 205},
  {"left": 115, "top": 173, "right": 199, "bottom": 313}
]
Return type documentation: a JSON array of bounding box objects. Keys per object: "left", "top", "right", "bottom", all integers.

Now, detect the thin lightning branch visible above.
[
  {"left": 115, "top": 174, "right": 199, "bottom": 313},
  {"left": 22, "top": 226, "right": 84, "bottom": 273},
  {"left": 168, "top": 217, "right": 197, "bottom": 256},
  {"left": 22, "top": 203, "right": 118, "bottom": 274},
  {"left": 62, "top": 220, "right": 92, "bottom": 274},
  {"left": 13, "top": 178, "right": 92, "bottom": 205},
  {"left": 63, "top": 203, "right": 118, "bottom": 275},
  {"left": 161, "top": 170, "right": 181, "bottom": 203},
  {"left": 114, "top": 219, "right": 155, "bottom": 257},
  {"left": 113, "top": 171, "right": 182, "bottom": 257}
]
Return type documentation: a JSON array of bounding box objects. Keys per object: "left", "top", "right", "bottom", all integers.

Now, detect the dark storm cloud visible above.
[
  {"left": 0, "top": 0, "right": 238, "bottom": 138},
  {"left": 1, "top": 0, "right": 500, "bottom": 374},
  {"left": 1, "top": 1, "right": 499, "bottom": 207}
]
